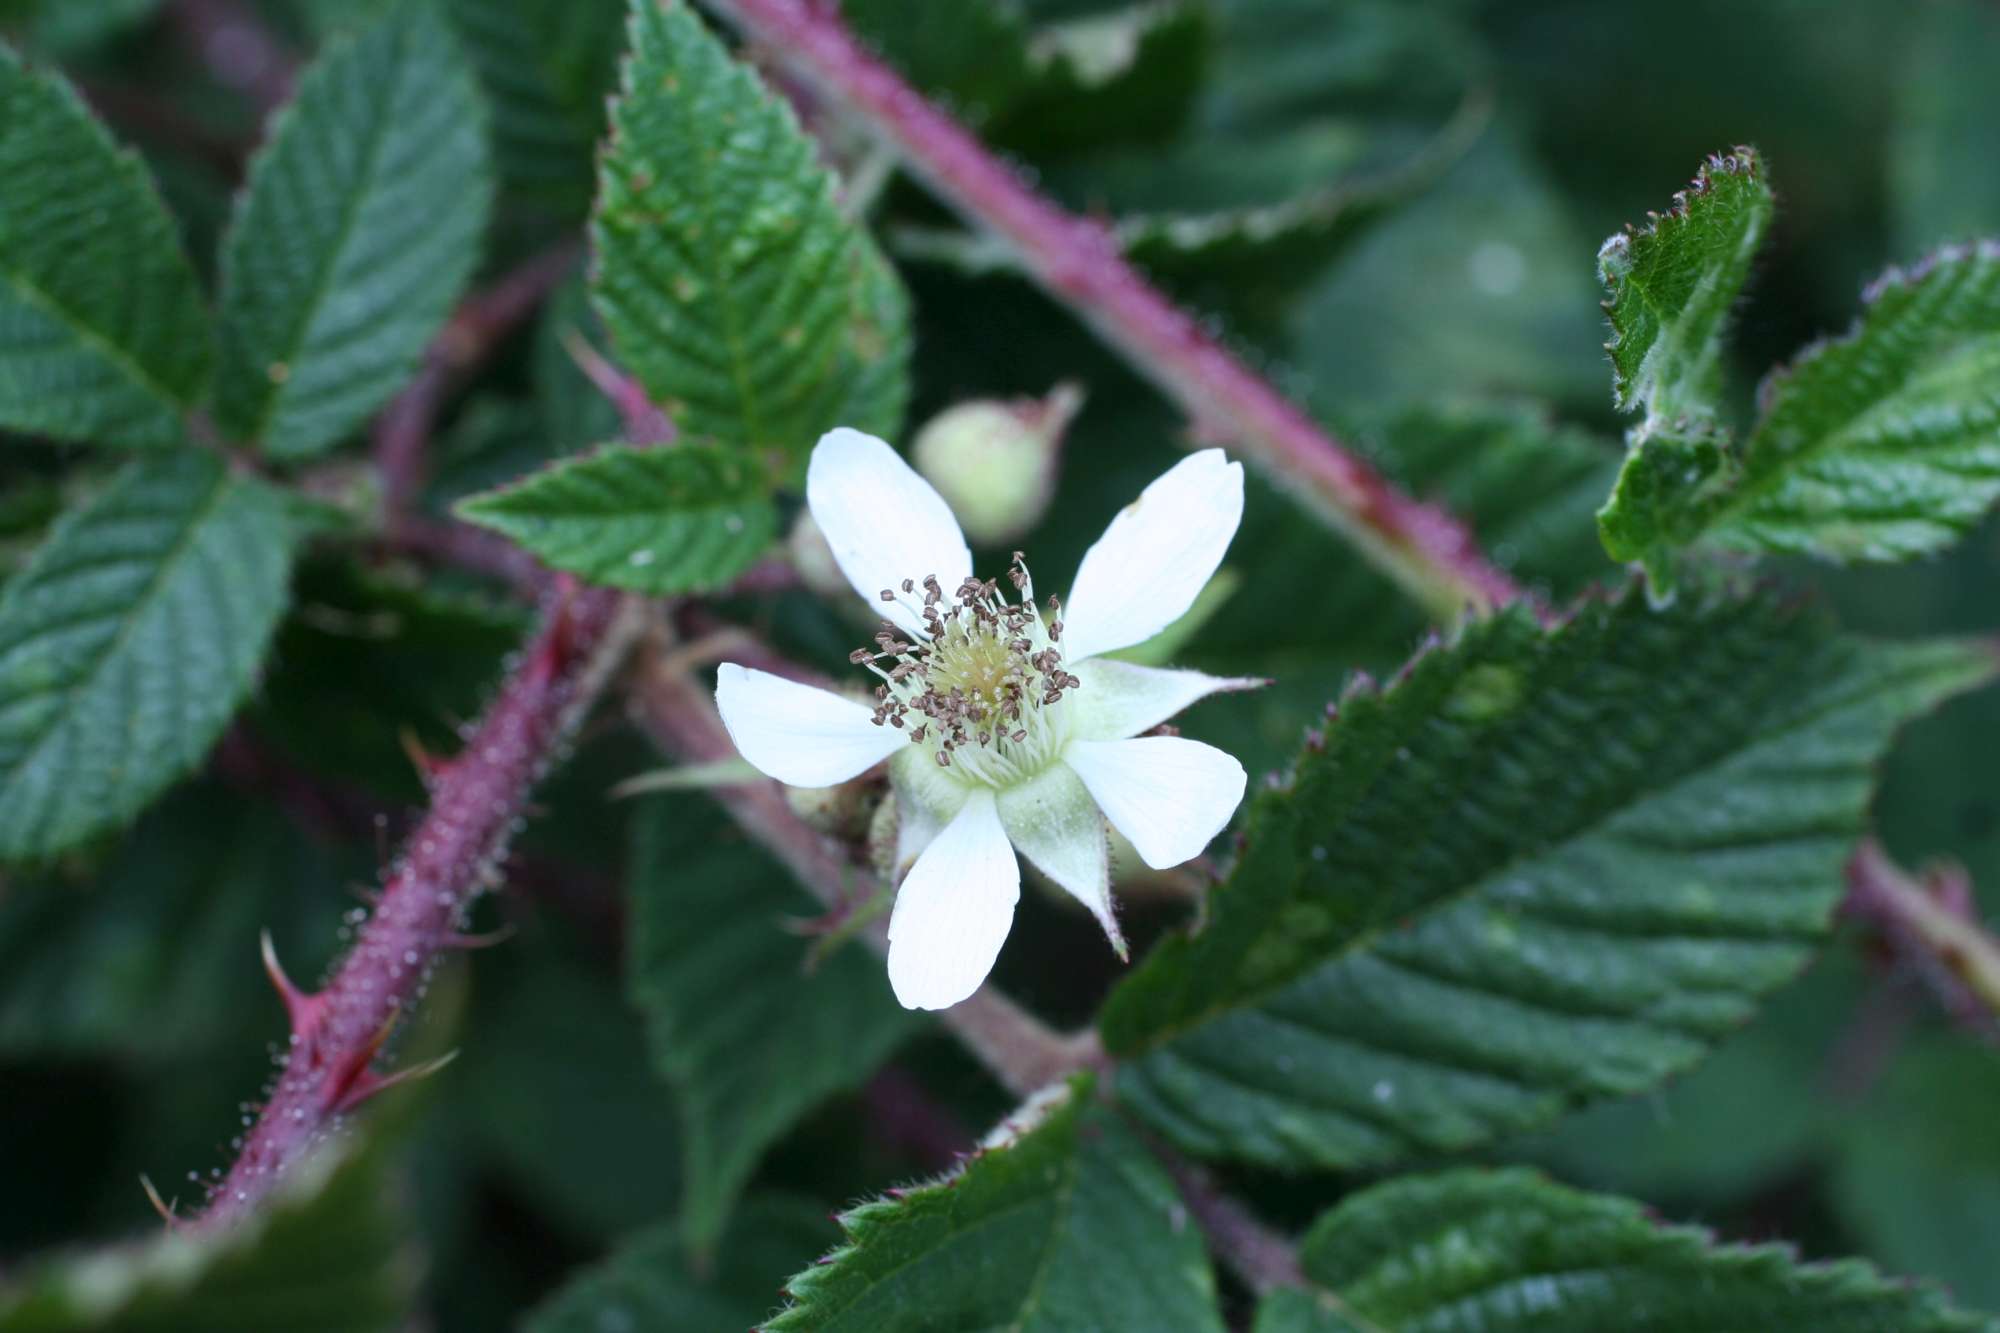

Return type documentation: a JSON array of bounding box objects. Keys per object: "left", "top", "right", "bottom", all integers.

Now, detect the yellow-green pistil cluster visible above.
[{"left": 850, "top": 556, "right": 1080, "bottom": 788}]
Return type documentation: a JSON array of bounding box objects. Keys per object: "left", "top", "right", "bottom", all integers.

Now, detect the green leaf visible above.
[
  {"left": 1712, "top": 242, "right": 2000, "bottom": 562},
  {"left": 213, "top": 3, "right": 492, "bottom": 460},
  {"left": 1829, "top": 1037, "right": 2000, "bottom": 1313},
  {"left": 532, "top": 275, "right": 622, "bottom": 455},
  {"left": 1890, "top": 1, "right": 2000, "bottom": 256},
  {"left": 1252, "top": 1168, "right": 1997, "bottom": 1332},
  {"left": 445, "top": 0, "right": 624, "bottom": 214},
  {"left": 249, "top": 558, "right": 525, "bottom": 798},
  {"left": 590, "top": 0, "right": 909, "bottom": 481},
  {"left": 1595, "top": 419, "right": 1738, "bottom": 587},
  {"left": 1598, "top": 145, "right": 1772, "bottom": 423},
  {"left": 24, "top": 0, "right": 162, "bottom": 56},
  {"left": 842, "top": 0, "right": 1033, "bottom": 127},
  {"left": 457, "top": 443, "right": 778, "bottom": 594},
  {"left": 628, "top": 796, "right": 921, "bottom": 1252},
  {"left": 0, "top": 784, "right": 348, "bottom": 1061},
  {"left": 455, "top": 939, "right": 684, "bottom": 1241},
  {"left": 766, "top": 1077, "right": 1227, "bottom": 1333},
  {"left": 0, "top": 43, "right": 211, "bottom": 449},
  {"left": 1101, "top": 585, "right": 1992, "bottom": 1171},
  {"left": 1180, "top": 400, "right": 1619, "bottom": 778},
  {"left": 0, "top": 1143, "right": 417, "bottom": 1331},
  {"left": 527, "top": 1195, "right": 834, "bottom": 1333},
  {"left": 995, "top": 1, "right": 1211, "bottom": 155},
  {"left": 0, "top": 453, "right": 301, "bottom": 862}
]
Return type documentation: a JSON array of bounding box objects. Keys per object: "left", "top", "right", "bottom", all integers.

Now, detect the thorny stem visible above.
[
  {"left": 698, "top": 0, "right": 1522, "bottom": 620},
  {"left": 625, "top": 626, "right": 1105, "bottom": 1098},
  {"left": 1845, "top": 839, "right": 2000, "bottom": 1043},
  {"left": 193, "top": 585, "right": 640, "bottom": 1230}
]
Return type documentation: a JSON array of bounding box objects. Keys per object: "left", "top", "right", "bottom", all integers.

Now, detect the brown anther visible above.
[
  {"left": 879, "top": 589, "right": 896, "bottom": 602},
  {"left": 1011, "top": 729, "right": 1027, "bottom": 743}
]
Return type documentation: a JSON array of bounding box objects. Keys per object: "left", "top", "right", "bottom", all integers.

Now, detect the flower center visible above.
[{"left": 850, "top": 554, "right": 1079, "bottom": 788}]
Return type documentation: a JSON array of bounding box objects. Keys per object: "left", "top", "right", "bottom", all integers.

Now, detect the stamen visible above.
[{"left": 846, "top": 553, "right": 1079, "bottom": 789}]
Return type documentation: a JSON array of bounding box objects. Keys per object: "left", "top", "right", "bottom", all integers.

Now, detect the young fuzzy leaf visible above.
[
  {"left": 1252, "top": 1168, "right": 1998, "bottom": 1332},
  {"left": 0, "top": 43, "right": 211, "bottom": 449},
  {"left": 591, "top": 0, "right": 909, "bottom": 480},
  {"left": 627, "top": 797, "right": 921, "bottom": 1254},
  {"left": 1100, "top": 585, "right": 1993, "bottom": 1172},
  {"left": 1595, "top": 419, "right": 1738, "bottom": 572},
  {"left": 1598, "top": 146, "right": 1771, "bottom": 423},
  {"left": 1594, "top": 148, "right": 1772, "bottom": 585},
  {"left": 1713, "top": 242, "right": 2000, "bottom": 562},
  {"left": 766, "top": 1076, "right": 1227, "bottom": 1333},
  {"left": 0, "top": 1143, "right": 416, "bottom": 1330},
  {"left": 446, "top": 0, "right": 624, "bottom": 213},
  {"left": 457, "top": 443, "right": 777, "bottom": 593},
  {"left": 214, "top": 3, "right": 492, "bottom": 460},
  {"left": 0, "top": 453, "right": 301, "bottom": 862},
  {"left": 527, "top": 1196, "right": 833, "bottom": 1333}
]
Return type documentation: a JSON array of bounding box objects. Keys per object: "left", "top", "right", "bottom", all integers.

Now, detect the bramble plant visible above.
[{"left": 2, "top": 0, "right": 2000, "bottom": 1329}]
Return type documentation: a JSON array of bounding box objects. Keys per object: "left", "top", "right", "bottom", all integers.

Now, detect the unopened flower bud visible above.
[
  {"left": 785, "top": 774, "right": 871, "bottom": 837},
  {"left": 911, "top": 383, "right": 1082, "bottom": 546},
  {"left": 787, "top": 511, "right": 850, "bottom": 600}
]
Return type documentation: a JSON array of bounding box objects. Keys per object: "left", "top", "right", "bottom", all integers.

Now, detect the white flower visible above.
[{"left": 716, "top": 428, "right": 1252, "bottom": 1011}]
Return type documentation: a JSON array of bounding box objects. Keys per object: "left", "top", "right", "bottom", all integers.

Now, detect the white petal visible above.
[
  {"left": 1060, "top": 449, "right": 1243, "bottom": 663},
  {"left": 714, "top": 663, "right": 902, "bottom": 788},
  {"left": 1064, "top": 736, "right": 1246, "bottom": 870},
  {"left": 887, "top": 790, "right": 1019, "bottom": 1010},
  {"left": 1068, "top": 658, "right": 1264, "bottom": 741},
  {"left": 807, "top": 428, "right": 972, "bottom": 638},
  {"left": 998, "top": 764, "right": 1123, "bottom": 959}
]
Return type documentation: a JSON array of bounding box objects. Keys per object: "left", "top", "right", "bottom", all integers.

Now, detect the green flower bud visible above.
[
  {"left": 911, "top": 383, "right": 1082, "bottom": 546},
  {"left": 787, "top": 510, "right": 850, "bottom": 600}
]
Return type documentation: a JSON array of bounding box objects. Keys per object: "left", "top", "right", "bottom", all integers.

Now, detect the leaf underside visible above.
[{"left": 0, "top": 1143, "right": 415, "bottom": 1331}]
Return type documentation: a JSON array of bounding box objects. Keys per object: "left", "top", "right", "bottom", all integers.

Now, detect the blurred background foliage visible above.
[{"left": 1, "top": 0, "right": 1997, "bottom": 1326}]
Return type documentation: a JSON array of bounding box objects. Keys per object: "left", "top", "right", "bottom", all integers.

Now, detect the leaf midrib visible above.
[
  {"left": 232, "top": 18, "right": 420, "bottom": 449},
  {"left": 0, "top": 462, "right": 235, "bottom": 836}
]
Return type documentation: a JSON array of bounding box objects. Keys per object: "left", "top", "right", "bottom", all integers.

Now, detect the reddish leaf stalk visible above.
[
  {"left": 1151, "top": 1145, "right": 1309, "bottom": 1299},
  {"left": 699, "top": 0, "right": 1519, "bottom": 618},
  {"left": 376, "top": 242, "right": 583, "bottom": 516},
  {"left": 1844, "top": 838, "right": 2000, "bottom": 1043},
  {"left": 194, "top": 585, "right": 636, "bottom": 1230}
]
